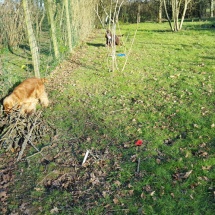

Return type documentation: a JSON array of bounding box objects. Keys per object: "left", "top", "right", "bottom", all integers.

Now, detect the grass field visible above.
[{"left": 1, "top": 21, "right": 215, "bottom": 214}]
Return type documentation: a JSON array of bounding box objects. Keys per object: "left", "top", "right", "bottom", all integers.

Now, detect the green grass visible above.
[{"left": 1, "top": 20, "right": 215, "bottom": 214}]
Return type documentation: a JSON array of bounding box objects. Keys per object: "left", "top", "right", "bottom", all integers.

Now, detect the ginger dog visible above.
[{"left": 3, "top": 77, "right": 49, "bottom": 115}]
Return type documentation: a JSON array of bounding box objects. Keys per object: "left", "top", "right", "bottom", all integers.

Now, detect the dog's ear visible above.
[{"left": 3, "top": 99, "right": 12, "bottom": 114}]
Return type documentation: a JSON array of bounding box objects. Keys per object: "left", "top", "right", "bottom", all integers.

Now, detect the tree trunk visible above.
[
  {"left": 164, "top": 0, "right": 174, "bottom": 31},
  {"left": 60, "top": 1, "right": 65, "bottom": 28},
  {"left": 64, "top": 0, "right": 73, "bottom": 53},
  {"left": 158, "top": 0, "right": 163, "bottom": 23},
  {"left": 179, "top": 0, "right": 191, "bottom": 30},
  {"left": 44, "top": 0, "right": 60, "bottom": 59},
  {"left": 210, "top": 0, "right": 214, "bottom": 18},
  {"left": 165, "top": 0, "right": 191, "bottom": 32},
  {"left": 172, "top": 0, "right": 179, "bottom": 31},
  {"left": 137, "top": 3, "right": 141, "bottom": 23},
  {"left": 22, "top": 0, "right": 40, "bottom": 78}
]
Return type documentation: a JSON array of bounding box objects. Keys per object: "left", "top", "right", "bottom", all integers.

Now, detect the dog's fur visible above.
[
  {"left": 3, "top": 77, "right": 49, "bottom": 115},
  {"left": 105, "top": 29, "right": 122, "bottom": 46}
]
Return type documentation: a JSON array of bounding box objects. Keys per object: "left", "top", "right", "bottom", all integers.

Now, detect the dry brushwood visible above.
[{"left": 0, "top": 110, "right": 54, "bottom": 161}]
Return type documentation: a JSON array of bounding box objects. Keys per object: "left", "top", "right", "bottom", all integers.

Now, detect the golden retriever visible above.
[{"left": 3, "top": 77, "right": 49, "bottom": 115}]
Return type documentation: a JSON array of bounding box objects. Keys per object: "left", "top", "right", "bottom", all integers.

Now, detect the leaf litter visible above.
[
  {"left": 0, "top": 110, "right": 55, "bottom": 213},
  {"left": 1, "top": 33, "right": 215, "bottom": 214}
]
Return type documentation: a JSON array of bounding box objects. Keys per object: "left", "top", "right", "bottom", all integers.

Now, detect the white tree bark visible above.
[
  {"left": 179, "top": 0, "right": 191, "bottom": 30},
  {"left": 165, "top": 0, "right": 191, "bottom": 31}
]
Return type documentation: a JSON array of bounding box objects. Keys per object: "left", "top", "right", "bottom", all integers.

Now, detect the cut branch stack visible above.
[{"left": 0, "top": 111, "right": 54, "bottom": 161}]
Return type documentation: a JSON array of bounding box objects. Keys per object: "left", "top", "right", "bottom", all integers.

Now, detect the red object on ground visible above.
[{"left": 135, "top": 139, "right": 143, "bottom": 146}]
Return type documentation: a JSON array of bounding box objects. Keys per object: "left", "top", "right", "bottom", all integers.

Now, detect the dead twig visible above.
[
  {"left": 36, "top": 170, "right": 60, "bottom": 187},
  {"left": 26, "top": 144, "right": 51, "bottom": 161},
  {"left": 121, "top": 26, "right": 138, "bottom": 73},
  {"left": 17, "top": 111, "right": 42, "bottom": 161},
  {"left": 136, "top": 157, "right": 140, "bottom": 173}
]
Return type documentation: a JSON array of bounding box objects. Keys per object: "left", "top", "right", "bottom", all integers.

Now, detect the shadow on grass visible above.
[
  {"left": 0, "top": 96, "right": 5, "bottom": 105},
  {"left": 201, "top": 56, "right": 215, "bottom": 61},
  {"left": 138, "top": 29, "right": 172, "bottom": 33},
  {"left": 6, "top": 59, "right": 33, "bottom": 72},
  {"left": 6, "top": 44, "right": 31, "bottom": 59},
  {"left": 68, "top": 58, "right": 101, "bottom": 72},
  {"left": 20, "top": 40, "right": 55, "bottom": 57},
  {"left": 39, "top": 43, "right": 55, "bottom": 56},
  {"left": 86, "top": 42, "right": 105, "bottom": 47},
  {"left": 19, "top": 44, "right": 30, "bottom": 52}
]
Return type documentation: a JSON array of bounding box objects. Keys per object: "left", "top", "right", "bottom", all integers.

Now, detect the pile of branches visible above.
[{"left": 0, "top": 110, "right": 54, "bottom": 161}]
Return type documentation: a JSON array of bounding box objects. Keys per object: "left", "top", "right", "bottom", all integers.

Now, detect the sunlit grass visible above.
[{"left": 2, "top": 20, "right": 215, "bottom": 214}]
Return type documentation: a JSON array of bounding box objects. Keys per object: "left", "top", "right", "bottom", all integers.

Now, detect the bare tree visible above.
[
  {"left": 0, "top": 1, "right": 25, "bottom": 49},
  {"left": 44, "top": 0, "right": 60, "bottom": 59},
  {"left": 210, "top": 0, "right": 214, "bottom": 17},
  {"left": 23, "top": 0, "right": 40, "bottom": 78},
  {"left": 35, "top": 5, "right": 46, "bottom": 39},
  {"left": 179, "top": 0, "right": 192, "bottom": 30},
  {"left": 158, "top": 0, "right": 164, "bottom": 23},
  {"left": 164, "top": 0, "right": 192, "bottom": 31},
  {"left": 105, "top": 0, "right": 124, "bottom": 72}
]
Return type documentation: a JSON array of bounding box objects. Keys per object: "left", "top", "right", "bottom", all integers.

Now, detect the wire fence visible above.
[{"left": 0, "top": 0, "right": 98, "bottom": 98}]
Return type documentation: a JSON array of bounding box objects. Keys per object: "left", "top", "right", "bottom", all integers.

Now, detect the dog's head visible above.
[
  {"left": 105, "top": 30, "right": 112, "bottom": 40},
  {"left": 3, "top": 95, "right": 17, "bottom": 114}
]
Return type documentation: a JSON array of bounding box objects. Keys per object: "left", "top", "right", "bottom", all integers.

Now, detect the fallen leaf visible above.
[
  {"left": 202, "top": 166, "right": 211, "bottom": 170},
  {"left": 50, "top": 206, "right": 59, "bottom": 214},
  {"left": 156, "top": 158, "right": 161, "bottom": 164},
  {"left": 34, "top": 187, "right": 43, "bottom": 191},
  {"left": 150, "top": 191, "right": 155, "bottom": 196},
  {"left": 129, "top": 190, "right": 134, "bottom": 195},
  {"left": 114, "top": 180, "right": 121, "bottom": 186},
  {"left": 128, "top": 183, "right": 133, "bottom": 188},
  {"left": 0, "top": 191, "right": 7, "bottom": 201},
  {"left": 130, "top": 154, "right": 137, "bottom": 162},
  {"left": 199, "top": 151, "right": 208, "bottom": 157},
  {"left": 183, "top": 170, "right": 193, "bottom": 179},
  {"left": 102, "top": 191, "right": 107, "bottom": 198},
  {"left": 113, "top": 198, "right": 119, "bottom": 204},
  {"left": 143, "top": 185, "right": 152, "bottom": 192},
  {"left": 140, "top": 192, "right": 146, "bottom": 199},
  {"left": 123, "top": 142, "right": 130, "bottom": 148}
]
